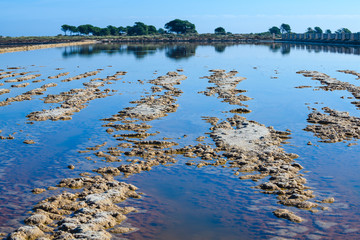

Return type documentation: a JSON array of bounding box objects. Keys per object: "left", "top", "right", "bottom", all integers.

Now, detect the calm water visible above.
[{"left": 0, "top": 42, "right": 360, "bottom": 239}]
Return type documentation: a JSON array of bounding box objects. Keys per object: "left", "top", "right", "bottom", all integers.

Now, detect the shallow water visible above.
[{"left": 0, "top": 42, "right": 360, "bottom": 239}]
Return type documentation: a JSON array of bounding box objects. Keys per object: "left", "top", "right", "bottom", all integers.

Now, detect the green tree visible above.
[
  {"left": 118, "top": 26, "right": 127, "bottom": 35},
  {"left": 336, "top": 28, "right": 351, "bottom": 34},
  {"left": 68, "top": 26, "right": 78, "bottom": 35},
  {"left": 325, "top": 29, "right": 332, "bottom": 34},
  {"left": 158, "top": 28, "right": 166, "bottom": 34},
  {"left": 78, "top": 24, "right": 94, "bottom": 35},
  {"left": 214, "top": 27, "right": 226, "bottom": 35},
  {"left": 314, "top": 26, "right": 323, "bottom": 34},
  {"left": 127, "top": 22, "right": 148, "bottom": 36},
  {"left": 214, "top": 44, "right": 226, "bottom": 53},
  {"left": 343, "top": 28, "right": 352, "bottom": 33},
  {"left": 269, "top": 26, "right": 281, "bottom": 34},
  {"left": 164, "top": 19, "right": 196, "bottom": 34},
  {"left": 280, "top": 23, "right": 291, "bottom": 33},
  {"left": 100, "top": 28, "right": 111, "bottom": 36},
  {"left": 306, "top": 27, "right": 315, "bottom": 33},
  {"left": 61, "top": 24, "right": 71, "bottom": 35},
  {"left": 107, "top": 25, "right": 119, "bottom": 36},
  {"left": 148, "top": 25, "right": 158, "bottom": 35},
  {"left": 90, "top": 27, "right": 101, "bottom": 36}
]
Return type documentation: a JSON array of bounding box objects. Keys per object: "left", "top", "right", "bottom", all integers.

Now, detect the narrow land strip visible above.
[{"left": 0, "top": 41, "right": 97, "bottom": 54}]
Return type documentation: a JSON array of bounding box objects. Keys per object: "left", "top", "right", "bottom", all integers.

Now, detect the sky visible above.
[{"left": 2, "top": 0, "right": 360, "bottom": 36}]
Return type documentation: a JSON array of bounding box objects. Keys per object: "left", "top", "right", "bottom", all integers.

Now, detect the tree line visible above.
[
  {"left": 269, "top": 24, "right": 353, "bottom": 35},
  {"left": 61, "top": 19, "right": 198, "bottom": 36},
  {"left": 61, "top": 19, "right": 233, "bottom": 37},
  {"left": 62, "top": 20, "right": 353, "bottom": 37}
]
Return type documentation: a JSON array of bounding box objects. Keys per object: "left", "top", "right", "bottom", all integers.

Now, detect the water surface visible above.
[{"left": 0, "top": 42, "right": 360, "bottom": 239}]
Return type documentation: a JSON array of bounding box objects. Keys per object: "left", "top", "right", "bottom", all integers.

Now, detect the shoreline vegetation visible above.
[
  {"left": 0, "top": 19, "right": 276, "bottom": 53},
  {"left": 1, "top": 20, "right": 357, "bottom": 54},
  {"left": 0, "top": 34, "right": 276, "bottom": 45}
]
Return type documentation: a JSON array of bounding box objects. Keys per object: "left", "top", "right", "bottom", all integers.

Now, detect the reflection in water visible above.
[
  {"left": 214, "top": 44, "right": 227, "bottom": 53},
  {"left": 126, "top": 45, "right": 158, "bottom": 59},
  {"left": 62, "top": 42, "right": 360, "bottom": 60},
  {"left": 63, "top": 44, "right": 213, "bottom": 60},
  {"left": 62, "top": 44, "right": 161, "bottom": 59},
  {"left": 165, "top": 45, "right": 197, "bottom": 60},
  {"left": 269, "top": 42, "right": 360, "bottom": 55}
]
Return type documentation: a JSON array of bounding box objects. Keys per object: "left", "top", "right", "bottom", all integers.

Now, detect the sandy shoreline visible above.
[{"left": 0, "top": 41, "right": 97, "bottom": 54}]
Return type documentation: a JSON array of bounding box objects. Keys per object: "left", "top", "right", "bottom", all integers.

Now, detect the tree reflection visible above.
[
  {"left": 126, "top": 45, "right": 159, "bottom": 59},
  {"left": 268, "top": 43, "right": 360, "bottom": 55},
  {"left": 62, "top": 43, "right": 199, "bottom": 60},
  {"left": 214, "top": 44, "right": 227, "bottom": 53},
  {"left": 62, "top": 42, "right": 360, "bottom": 60},
  {"left": 269, "top": 44, "right": 281, "bottom": 53},
  {"left": 62, "top": 44, "right": 127, "bottom": 58},
  {"left": 165, "top": 45, "right": 197, "bottom": 60}
]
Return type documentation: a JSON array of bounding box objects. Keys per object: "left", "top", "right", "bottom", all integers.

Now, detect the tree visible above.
[
  {"left": 61, "top": 24, "right": 71, "bottom": 35},
  {"left": 280, "top": 23, "right": 291, "bottom": 33},
  {"left": 100, "top": 28, "right": 111, "bottom": 36},
  {"left": 269, "top": 26, "right": 281, "bottom": 34},
  {"left": 90, "top": 27, "right": 101, "bottom": 36},
  {"left": 107, "top": 25, "right": 119, "bottom": 36},
  {"left": 127, "top": 22, "right": 148, "bottom": 36},
  {"left": 68, "top": 26, "right": 78, "bottom": 35},
  {"left": 158, "top": 28, "right": 166, "bottom": 34},
  {"left": 164, "top": 19, "right": 196, "bottom": 34},
  {"left": 214, "top": 27, "right": 226, "bottom": 35},
  {"left": 214, "top": 44, "right": 226, "bottom": 53},
  {"left": 118, "top": 26, "right": 127, "bottom": 35},
  {"left": 325, "top": 29, "right": 332, "bottom": 34},
  {"left": 343, "top": 28, "right": 352, "bottom": 33},
  {"left": 336, "top": 28, "right": 351, "bottom": 34},
  {"left": 306, "top": 27, "right": 315, "bottom": 33},
  {"left": 148, "top": 25, "right": 158, "bottom": 35},
  {"left": 78, "top": 24, "right": 94, "bottom": 35},
  {"left": 314, "top": 26, "right": 323, "bottom": 34}
]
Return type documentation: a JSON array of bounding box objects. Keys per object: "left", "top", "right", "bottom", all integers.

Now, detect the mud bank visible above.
[
  {"left": 0, "top": 89, "right": 10, "bottom": 95},
  {"left": 0, "top": 41, "right": 97, "bottom": 54},
  {"left": 105, "top": 71, "right": 185, "bottom": 122},
  {"left": 297, "top": 70, "right": 360, "bottom": 144},
  {"left": 48, "top": 72, "right": 69, "bottom": 79},
  {"left": 98, "top": 70, "right": 334, "bottom": 223},
  {"left": 61, "top": 70, "right": 101, "bottom": 83},
  {"left": 208, "top": 115, "right": 328, "bottom": 221},
  {"left": 199, "top": 69, "right": 251, "bottom": 107},
  {"left": 26, "top": 70, "right": 125, "bottom": 121},
  {"left": 305, "top": 107, "right": 360, "bottom": 143},
  {"left": 9, "top": 176, "right": 140, "bottom": 240},
  {"left": 0, "top": 129, "right": 14, "bottom": 140},
  {"left": 27, "top": 87, "right": 111, "bottom": 121},
  {"left": 0, "top": 71, "right": 30, "bottom": 80},
  {"left": 297, "top": 70, "right": 360, "bottom": 107},
  {"left": 186, "top": 70, "right": 332, "bottom": 222},
  {"left": 3, "top": 68, "right": 340, "bottom": 239},
  {"left": 0, "top": 68, "right": 124, "bottom": 109},
  {"left": 94, "top": 72, "right": 186, "bottom": 168},
  {"left": 6, "top": 71, "right": 187, "bottom": 239},
  {"left": 0, "top": 83, "right": 57, "bottom": 107},
  {"left": 5, "top": 74, "right": 41, "bottom": 83}
]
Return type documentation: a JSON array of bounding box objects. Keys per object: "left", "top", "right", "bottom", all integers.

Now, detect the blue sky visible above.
[{"left": 2, "top": 0, "right": 360, "bottom": 36}]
